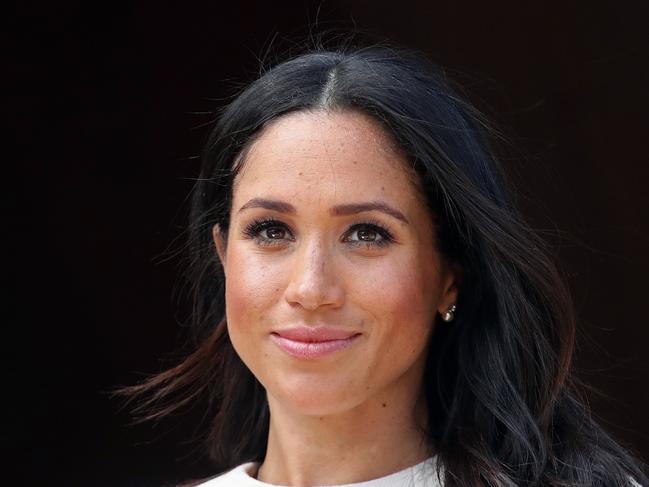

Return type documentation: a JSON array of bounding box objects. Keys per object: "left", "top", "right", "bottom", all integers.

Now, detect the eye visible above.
[
  {"left": 243, "top": 218, "right": 294, "bottom": 246},
  {"left": 350, "top": 227, "right": 380, "bottom": 242},
  {"left": 262, "top": 226, "right": 286, "bottom": 240},
  {"left": 343, "top": 222, "right": 394, "bottom": 248}
]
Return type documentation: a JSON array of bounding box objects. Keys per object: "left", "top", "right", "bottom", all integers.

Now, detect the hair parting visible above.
[{"left": 120, "top": 40, "right": 647, "bottom": 486}]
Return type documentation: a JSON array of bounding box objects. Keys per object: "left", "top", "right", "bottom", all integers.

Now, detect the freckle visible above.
[
  {"left": 382, "top": 403, "right": 387, "bottom": 408},
  {"left": 298, "top": 172, "right": 303, "bottom": 176},
  {"left": 381, "top": 186, "right": 385, "bottom": 191},
  {"left": 366, "top": 386, "right": 370, "bottom": 390},
  {"left": 352, "top": 161, "right": 357, "bottom": 165}
]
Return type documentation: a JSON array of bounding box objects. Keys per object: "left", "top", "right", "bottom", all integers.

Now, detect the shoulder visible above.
[{"left": 189, "top": 463, "right": 260, "bottom": 486}]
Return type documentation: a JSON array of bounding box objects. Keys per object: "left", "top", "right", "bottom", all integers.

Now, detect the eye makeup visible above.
[
  {"left": 242, "top": 218, "right": 294, "bottom": 247},
  {"left": 241, "top": 216, "right": 396, "bottom": 249},
  {"left": 342, "top": 219, "right": 395, "bottom": 248}
]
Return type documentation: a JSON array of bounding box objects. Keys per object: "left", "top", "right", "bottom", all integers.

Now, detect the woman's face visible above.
[{"left": 214, "top": 110, "right": 459, "bottom": 417}]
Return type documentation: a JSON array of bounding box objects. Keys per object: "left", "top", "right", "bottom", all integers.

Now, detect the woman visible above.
[{"left": 127, "top": 44, "right": 647, "bottom": 486}]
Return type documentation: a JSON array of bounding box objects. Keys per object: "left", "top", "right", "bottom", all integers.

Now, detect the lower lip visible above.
[{"left": 270, "top": 333, "right": 361, "bottom": 359}]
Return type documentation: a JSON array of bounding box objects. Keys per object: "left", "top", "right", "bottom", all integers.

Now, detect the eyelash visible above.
[{"left": 242, "top": 218, "right": 395, "bottom": 249}]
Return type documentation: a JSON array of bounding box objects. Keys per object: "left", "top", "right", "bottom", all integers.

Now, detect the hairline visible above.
[{"left": 229, "top": 106, "right": 431, "bottom": 219}]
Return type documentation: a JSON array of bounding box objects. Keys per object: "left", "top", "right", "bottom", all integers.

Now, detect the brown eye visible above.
[
  {"left": 343, "top": 223, "right": 393, "bottom": 248},
  {"left": 243, "top": 219, "right": 294, "bottom": 246},
  {"left": 356, "top": 228, "right": 378, "bottom": 241},
  {"left": 264, "top": 227, "right": 286, "bottom": 239}
]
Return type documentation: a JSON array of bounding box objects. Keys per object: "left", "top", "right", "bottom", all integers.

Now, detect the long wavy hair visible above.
[{"left": 125, "top": 43, "right": 647, "bottom": 486}]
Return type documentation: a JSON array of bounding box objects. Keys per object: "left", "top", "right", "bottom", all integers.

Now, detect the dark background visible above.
[{"left": 8, "top": 1, "right": 649, "bottom": 486}]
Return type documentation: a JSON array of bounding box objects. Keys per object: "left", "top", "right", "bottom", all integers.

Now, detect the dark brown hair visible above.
[{"left": 124, "top": 44, "right": 647, "bottom": 486}]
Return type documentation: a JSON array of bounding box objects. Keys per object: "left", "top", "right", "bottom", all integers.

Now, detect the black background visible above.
[{"left": 8, "top": 1, "right": 649, "bottom": 486}]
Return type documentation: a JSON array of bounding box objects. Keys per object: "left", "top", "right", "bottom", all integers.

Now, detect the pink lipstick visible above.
[{"left": 270, "top": 326, "right": 361, "bottom": 359}]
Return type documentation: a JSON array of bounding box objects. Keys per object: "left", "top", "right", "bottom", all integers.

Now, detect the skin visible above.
[{"left": 213, "top": 110, "right": 460, "bottom": 486}]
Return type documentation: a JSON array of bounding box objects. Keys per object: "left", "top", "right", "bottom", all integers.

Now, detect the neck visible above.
[{"left": 257, "top": 386, "right": 433, "bottom": 486}]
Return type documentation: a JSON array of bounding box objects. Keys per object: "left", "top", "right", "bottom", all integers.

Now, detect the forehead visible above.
[{"left": 233, "top": 110, "right": 422, "bottom": 205}]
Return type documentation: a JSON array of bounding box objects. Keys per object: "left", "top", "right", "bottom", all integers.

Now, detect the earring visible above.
[{"left": 441, "top": 304, "right": 457, "bottom": 322}]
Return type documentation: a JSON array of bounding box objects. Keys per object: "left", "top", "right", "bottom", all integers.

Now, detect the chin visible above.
[{"left": 267, "top": 371, "right": 364, "bottom": 417}]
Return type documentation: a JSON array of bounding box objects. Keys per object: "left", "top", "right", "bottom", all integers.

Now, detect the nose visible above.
[{"left": 284, "top": 238, "right": 345, "bottom": 311}]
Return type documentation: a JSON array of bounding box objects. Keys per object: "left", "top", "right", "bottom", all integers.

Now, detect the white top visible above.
[{"left": 196, "top": 457, "right": 441, "bottom": 486}]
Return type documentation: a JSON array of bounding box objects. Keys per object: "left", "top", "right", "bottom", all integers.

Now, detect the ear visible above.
[
  {"left": 212, "top": 224, "right": 227, "bottom": 269},
  {"left": 437, "top": 260, "right": 463, "bottom": 315}
]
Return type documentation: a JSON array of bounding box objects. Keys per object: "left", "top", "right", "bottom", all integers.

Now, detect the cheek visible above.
[
  {"left": 356, "top": 251, "right": 438, "bottom": 324},
  {"left": 353, "top": 250, "right": 440, "bottom": 360},
  {"left": 224, "top": 249, "right": 285, "bottom": 338}
]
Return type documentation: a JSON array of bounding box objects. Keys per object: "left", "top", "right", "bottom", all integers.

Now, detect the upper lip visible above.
[{"left": 272, "top": 326, "right": 360, "bottom": 342}]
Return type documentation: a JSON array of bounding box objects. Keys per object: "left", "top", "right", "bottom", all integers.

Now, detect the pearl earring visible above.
[{"left": 442, "top": 304, "right": 457, "bottom": 322}]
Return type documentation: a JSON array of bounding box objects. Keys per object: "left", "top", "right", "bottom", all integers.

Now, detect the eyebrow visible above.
[{"left": 238, "top": 198, "right": 409, "bottom": 224}]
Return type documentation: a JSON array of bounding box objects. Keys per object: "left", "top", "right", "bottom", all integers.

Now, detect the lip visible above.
[{"left": 271, "top": 326, "right": 362, "bottom": 359}]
